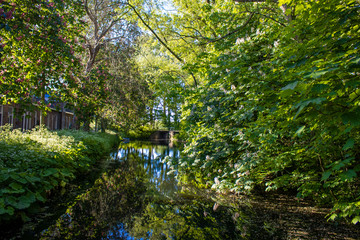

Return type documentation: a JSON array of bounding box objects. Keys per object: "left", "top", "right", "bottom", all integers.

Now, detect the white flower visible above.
[
  {"left": 274, "top": 40, "right": 279, "bottom": 48},
  {"left": 235, "top": 38, "right": 245, "bottom": 45}
]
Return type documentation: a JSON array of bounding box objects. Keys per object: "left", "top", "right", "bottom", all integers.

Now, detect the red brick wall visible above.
[{"left": 0, "top": 104, "right": 75, "bottom": 130}]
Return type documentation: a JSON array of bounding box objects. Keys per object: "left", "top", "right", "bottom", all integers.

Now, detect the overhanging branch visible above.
[
  {"left": 127, "top": 3, "right": 183, "bottom": 63},
  {"left": 127, "top": 3, "right": 198, "bottom": 87},
  {"left": 202, "top": 12, "right": 255, "bottom": 45}
]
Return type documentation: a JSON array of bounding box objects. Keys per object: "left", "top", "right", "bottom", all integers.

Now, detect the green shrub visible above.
[
  {"left": 124, "top": 124, "right": 155, "bottom": 140},
  {"left": 0, "top": 125, "right": 120, "bottom": 221}
]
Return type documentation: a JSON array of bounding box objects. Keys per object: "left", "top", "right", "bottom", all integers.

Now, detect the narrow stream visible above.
[
  {"left": 37, "top": 141, "right": 258, "bottom": 239},
  {"left": 5, "top": 141, "right": 359, "bottom": 239}
]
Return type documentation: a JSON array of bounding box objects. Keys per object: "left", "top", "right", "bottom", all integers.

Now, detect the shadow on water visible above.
[
  {"left": 38, "top": 141, "right": 273, "bottom": 240},
  {"left": 6, "top": 142, "right": 360, "bottom": 240},
  {"left": 5, "top": 141, "right": 359, "bottom": 239}
]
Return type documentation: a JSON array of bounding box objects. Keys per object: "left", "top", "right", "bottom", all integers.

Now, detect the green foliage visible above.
[
  {"left": 73, "top": 64, "right": 113, "bottom": 127},
  {"left": 124, "top": 123, "right": 156, "bottom": 139},
  {"left": 0, "top": 0, "right": 85, "bottom": 112},
  {"left": 136, "top": 36, "right": 185, "bottom": 129},
  {"left": 0, "top": 125, "right": 120, "bottom": 221},
  {"left": 151, "top": 0, "right": 360, "bottom": 223},
  {"left": 57, "top": 128, "right": 120, "bottom": 160}
]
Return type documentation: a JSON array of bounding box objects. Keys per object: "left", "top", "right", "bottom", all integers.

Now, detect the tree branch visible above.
[
  {"left": 202, "top": 12, "right": 255, "bottom": 45},
  {"left": 257, "top": 12, "right": 287, "bottom": 27},
  {"left": 127, "top": 3, "right": 198, "bottom": 87},
  {"left": 127, "top": 3, "right": 183, "bottom": 63}
]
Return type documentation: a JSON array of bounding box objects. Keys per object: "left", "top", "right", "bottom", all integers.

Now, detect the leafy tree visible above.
[
  {"left": 77, "top": 0, "right": 148, "bottom": 131},
  {"left": 102, "top": 39, "right": 152, "bottom": 132},
  {"left": 136, "top": 36, "right": 186, "bottom": 129},
  {"left": 0, "top": 0, "right": 85, "bottom": 118},
  {"left": 144, "top": 0, "right": 360, "bottom": 223}
]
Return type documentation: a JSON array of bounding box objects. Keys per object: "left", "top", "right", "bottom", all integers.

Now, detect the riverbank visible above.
[
  {"left": 0, "top": 126, "right": 121, "bottom": 223},
  {"left": 247, "top": 192, "right": 360, "bottom": 239},
  {"left": 178, "top": 184, "right": 360, "bottom": 239}
]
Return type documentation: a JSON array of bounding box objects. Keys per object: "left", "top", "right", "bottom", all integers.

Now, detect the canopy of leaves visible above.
[
  {"left": 140, "top": 0, "right": 360, "bottom": 223},
  {"left": 0, "top": 0, "right": 85, "bottom": 113}
]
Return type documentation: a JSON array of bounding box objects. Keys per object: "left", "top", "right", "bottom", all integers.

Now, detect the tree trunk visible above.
[
  {"left": 150, "top": 106, "right": 154, "bottom": 127},
  {"left": 163, "top": 97, "right": 167, "bottom": 128},
  {"left": 95, "top": 115, "right": 98, "bottom": 132},
  {"left": 167, "top": 105, "right": 171, "bottom": 130},
  {"left": 174, "top": 104, "right": 178, "bottom": 129},
  {"left": 39, "top": 85, "right": 45, "bottom": 128},
  {"left": 83, "top": 116, "right": 91, "bottom": 131},
  {"left": 101, "top": 118, "right": 107, "bottom": 132}
]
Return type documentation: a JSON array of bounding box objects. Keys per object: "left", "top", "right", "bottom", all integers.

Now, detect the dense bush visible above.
[
  {"left": 124, "top": 124, "right": 156, "bottom": 140},
  {"left": 57, "top": 129, "right": 120, "bottom": 161},
  {"left": 0, "top": 125, "right": 120, "bottom": 221},
  {"left": 167, "top": 0, "right": 360, "bottom": 224}
]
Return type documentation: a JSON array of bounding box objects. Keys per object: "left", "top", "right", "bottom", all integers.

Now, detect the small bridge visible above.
[{"left": 150, "top": 130, "right": 180, "bottom": 141}]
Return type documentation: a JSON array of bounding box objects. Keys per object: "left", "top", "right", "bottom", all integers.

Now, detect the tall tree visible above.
[
  {"left": 76, "top": 0, "right": 142, "bottom": 130},
  {"left": 100, "top": 38, "right": 152, "bottom": 131},
  {"left": 0, "top": 0, "right": 85, "bottom": 116},
  {"left": 136, "top": 0, "right": 360, "bottom": 223},
  {"left": 136, "top": 36, "right": 185, "bottom": 129}
]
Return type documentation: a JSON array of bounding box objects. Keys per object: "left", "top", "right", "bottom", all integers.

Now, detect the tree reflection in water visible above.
[{"left": 41, "top": 142, "right": 258, "bottom": 240}]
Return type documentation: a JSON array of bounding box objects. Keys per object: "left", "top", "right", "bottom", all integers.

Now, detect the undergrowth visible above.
[{"left": 0, "top": 125, "right": 120, "bottom": 222}]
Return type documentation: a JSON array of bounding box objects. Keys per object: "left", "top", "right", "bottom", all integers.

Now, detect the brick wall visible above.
[{"left": 0, "top": 104, "right": 75, "bottom": 130}]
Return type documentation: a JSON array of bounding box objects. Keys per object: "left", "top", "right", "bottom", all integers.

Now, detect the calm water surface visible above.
[
  {"left": 37, "top": 141, "right": 256, "bottom": 239},
  {"left": 4, "top": 142, "right": 359, "bottom": 239}
]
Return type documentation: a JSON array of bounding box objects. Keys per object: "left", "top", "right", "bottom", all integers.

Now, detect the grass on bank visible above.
[{"left": 0, "top": 125, "right": 120, "bottom": 221}]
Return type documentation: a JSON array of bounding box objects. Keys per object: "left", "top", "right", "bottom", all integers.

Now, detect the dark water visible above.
[
  {"left": 4, "top": 141, "right": 359, "bottom": 239},
  {"left": 35, "top": 141, "right": 261, "bottom": 240}
]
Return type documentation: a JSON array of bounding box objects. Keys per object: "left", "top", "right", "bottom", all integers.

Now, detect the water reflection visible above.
[
  {"left": 114, "top": 142, "right": 179, "bottom": 198},
  {"left": 40, "top": 142, "right": 259, "bottom": 240}
]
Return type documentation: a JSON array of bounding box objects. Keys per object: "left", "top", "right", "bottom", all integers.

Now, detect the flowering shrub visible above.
[
  {"left": 0, "top": 125, "right": 120, "bottom": 221},
  {"left": 0, "top": 0, "right": 85, "bottom": 111}
]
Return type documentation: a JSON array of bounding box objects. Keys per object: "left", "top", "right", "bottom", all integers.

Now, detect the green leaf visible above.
[
  {"left": 321, "top": 171, "right": 331, "bottom": 181},
  {"left": 281, "top": 81, "right": 298, "bottom": 91},
  {"left": 343, "top": 138, "right": 354, "bottom": 150},
  {"left": 20, "top": 212, "right": 30, "bottom": 222},
  {"left": 42, "top": 168, "right": 58, "bottom": 177},
  {"left": 10, "top": 174, "right": 28, "bottom": 184},
  {"left": 9, "top": 182, "right": 23, "bottom": 191},
  {"left": 331, "top": 161, "right": 346, "bottom": 171},
  {"left": 60, "top": 180, "right": 66, "bottom": 188},
  {"left": 279, "top": 0, "right": 292, "bottom": 6},
  {"left": 295, "top": 126, "right": 305, "bottom": 136},
  {"left": 16, "top": 198, "right": 31, "bottom": 210},
  {"left": 0, "top": 206, "right": 14, "bottom": 215},
  {"left": 0, "top": 173, "right": 10, "bottom": 182},
  {"left": 311, "top": 84, "right": 329, "bottom": 93},
  {"left": 293, "top": 97, "right": 326, "bottom": 119},
  {"left": 35, "top": 192, "right": 46, "bottom": 202},
  {"left": 329, "top": 213, "right": 337, "bottom": 221},
  {"left": 342, "top": 111, "right": 360, "bottom": 126},
  {"left": 6, "top": 196, "right": 17, "bottom": 207},
  {"left": 307, "top": 68, "right": 339, "bottom": 79},
  {"left": 340, "top": 170, "right": 357, "bottom": 181},
  {"left": 60, "top": 169, "right": 72, "bottom": 177},
  {"left": 294, "top": 105, "right": 305, "bottom": 119},
  {"left": 25, "top": 175, "right": 41, "bottom": 183},
  {"left": 352, "top": 216, "right": 360, "bottom": 224}
]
